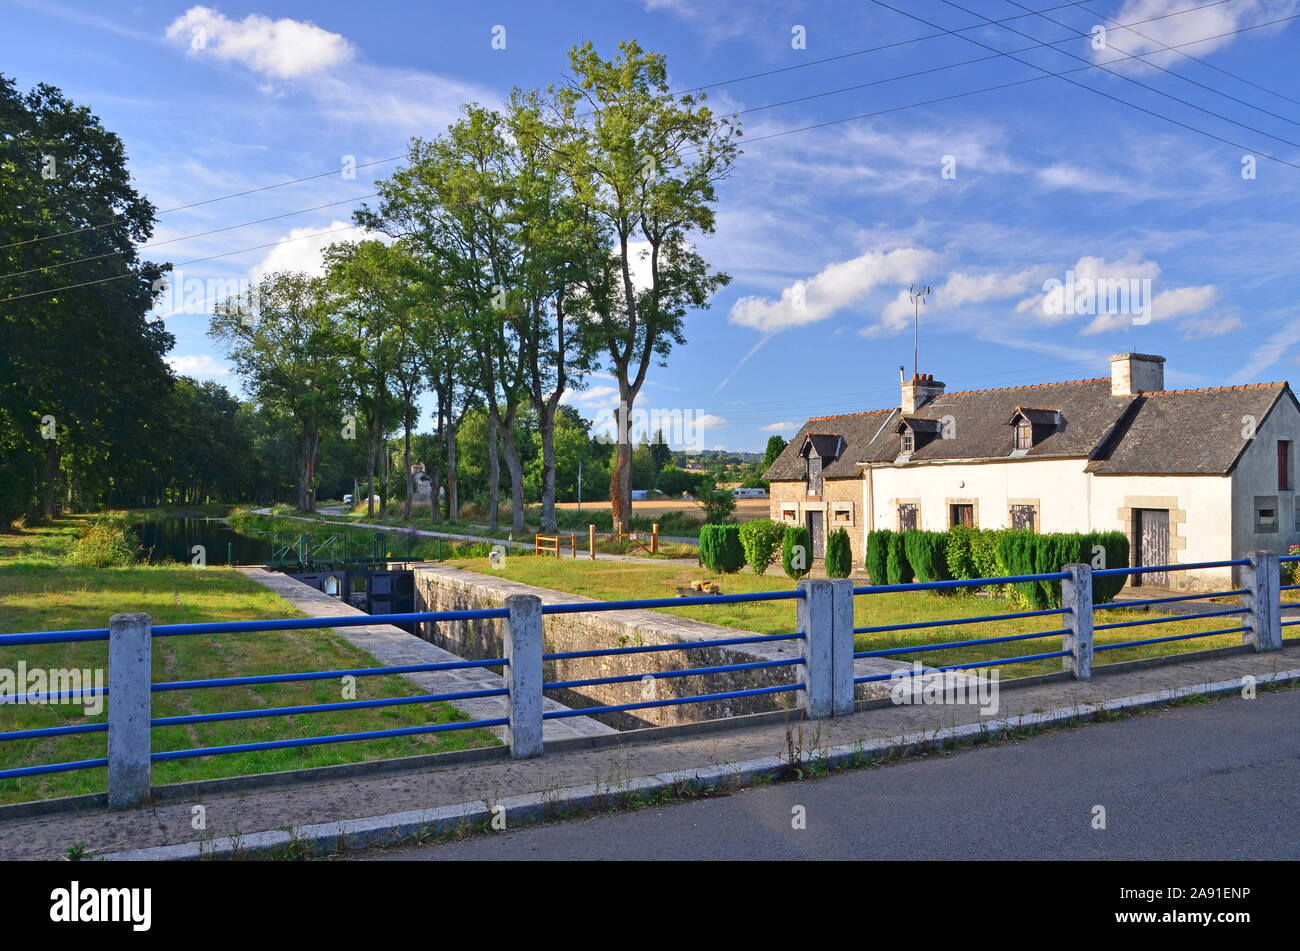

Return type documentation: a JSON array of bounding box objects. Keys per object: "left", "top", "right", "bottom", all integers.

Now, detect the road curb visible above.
[{"left": 101, "top": 666, "right": 1300, "bottom": 861}]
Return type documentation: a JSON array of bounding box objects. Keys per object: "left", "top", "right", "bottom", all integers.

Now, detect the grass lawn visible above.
[
  {"left": 245, "top": 508, "right": 697, "bottom": 558},
  {"left": 0, "top": 516, "right": 498, "bottom": 805},
  {"left": 442, "top": 555, "right": 1251, "bottom": 678}
]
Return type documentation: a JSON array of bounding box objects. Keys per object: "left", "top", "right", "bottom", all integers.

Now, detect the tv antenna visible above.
[{"left": 909, "top": 283, "right": 931, "bottom": 379}]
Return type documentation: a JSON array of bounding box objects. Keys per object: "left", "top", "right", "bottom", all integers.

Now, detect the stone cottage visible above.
[{"left": 764, "top": 353, "right": 1300, "bottom": 590}]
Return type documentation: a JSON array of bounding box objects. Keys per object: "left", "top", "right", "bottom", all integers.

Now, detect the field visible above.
[
  {"left": 553, "top": 497, "right": 771, "bottom": 524},
  {"left": 0, "top": 516, "right": 499, "bottom": 805},
  {"left": 443, "top": 554, "right": 1249, "bottom": 678}
]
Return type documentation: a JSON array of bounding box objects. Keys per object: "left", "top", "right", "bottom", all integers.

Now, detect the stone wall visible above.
[
  {"left": 769, "top": 477, "right": 866, "bottom": 566},
  {"left": 412, "top": 564, "right": 803, "bottom": 729}
]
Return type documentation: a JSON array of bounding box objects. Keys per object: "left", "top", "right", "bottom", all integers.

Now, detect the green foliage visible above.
[
  {"left": 825, "top": 528, "right": 853, "bottom": 578},
  {"left": 903, "top": 530, "right": 951, "bottom": 588},
  {"left": 655, "top": 464, "right": 701, "bottom": 497},
  {"left": 1087, "top": 531, "right": 1131, "bottom": 604},
  {"left": 739, "top": 518, "right": 785, "bottom": 575},
  {"left": 699, "top": 524, "right": 744, "bottom": 574},
  {"left": 865, "top": 529, "right": 892, "bottom": 585},
  {"left": 695, "top": 481, "right": 737, "bottom": 524},
  {"left": 782, "top": 525, "right": 811, "bottom": 580},
  {"left": 762, "top": 435, "right": 787, "bottom": 471},
  {"left": 68, "top": 516, "right": 137, "bottom": 568},
  {"left": 886, "top": 532, "right": 914, "bottom": 585}
]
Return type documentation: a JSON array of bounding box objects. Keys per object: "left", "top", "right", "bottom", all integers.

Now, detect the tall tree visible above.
[
  {"left": 556, "top": 41, "right": 740, "bottom": 532},
  {"left": 505, "top": 88, "right": 601, "bottom": 533},
  {"left": 0, "top": 75, "right": 173, "bottom": 523},
  {"left": 209, "top": 271, "right": 344, "bottom": 511}
]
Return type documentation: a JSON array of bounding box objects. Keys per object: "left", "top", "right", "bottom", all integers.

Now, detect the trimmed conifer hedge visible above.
[
  {"left": 886, "top": 531, "right": 914, "bottom": 584},
  {"left": 699, "top": 524, "right": 744, "bottom": 574},
  {"left": 865, "top": 529, "right": 891, "bottom": 585},
  {"left": 825, "top": 528, "right": 853, "bottom": 578},
  {"left": 783, "top": 525, "right": 811, "bottom": 579}
]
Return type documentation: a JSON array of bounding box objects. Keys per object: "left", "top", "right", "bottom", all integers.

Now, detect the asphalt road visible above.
[{"left": 364, "top": 687, "right": 1300, "bottom": 860}]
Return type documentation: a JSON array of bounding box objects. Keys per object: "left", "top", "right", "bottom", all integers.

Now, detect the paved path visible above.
[
  {"left": 368, "top": 687, "right": 1300, "bottom": 860},
  {"left": 2, "top": 643, "right": 1294, "bottom": 860},
  {"left": 238, "top": 569, "right": 614, "bottom": 742}
]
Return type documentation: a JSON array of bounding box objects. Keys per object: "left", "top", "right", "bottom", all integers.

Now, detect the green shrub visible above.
[
  {"left": 998, "top": 529, "right": 1043, "bottom": 608},
  {"left": 865, "top": 529, "right": 891, "bottom": 585},
  {"left": 739, "top": 519, "right": 785, "bottom": 575},
  {"left": 1086, "top": 531, "right": 1130, "bottom": 604},
  {"left": 886, "top": 532, "right": 913, "bottom": 585},
  {"left": 825, "top": 528, "right": 853, "bottom": 578},
  {"left": 945, "top": 525, "right": 977, "bottom": 586},
  {"left": 69, "top": 516, "right": 138, "bottom": 568},
  {"left": 782, "top": 525, "right": 811, "bottom": 580},
  {"left": 904, "top": 530, "right": 951, "bottom": 588},
  {"left": 699, "top": 524, "right": 744, "bottom": 574}
]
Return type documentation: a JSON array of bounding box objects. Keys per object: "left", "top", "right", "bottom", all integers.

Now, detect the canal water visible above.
[{"left": 136, "top": 516, "right": 271, "bottom": 566}]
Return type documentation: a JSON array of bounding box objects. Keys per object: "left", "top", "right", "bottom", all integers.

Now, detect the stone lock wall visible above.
[{"left": 412, "top": 564, "right": 803, "bottom": 730}]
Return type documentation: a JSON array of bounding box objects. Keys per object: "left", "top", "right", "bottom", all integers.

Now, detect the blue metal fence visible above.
[{"left": 1, "top": 553, "right": 1291, "bottom": 794}]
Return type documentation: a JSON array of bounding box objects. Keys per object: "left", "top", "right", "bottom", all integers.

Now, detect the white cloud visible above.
[
  {"left": 695, "top": 413, "right": 727, "bottom": 429},
  {"left": 760, "top": 421, "right": 798, "bottom": 432},
  {"left": 874, "top": 268, "right": 1043, "bottom": 337},
  {"left": 165, "top": 6, "right": 354, "bottom": 79},
  {"left": 729, "top": 247, "right": 935, "bottom": 332},
  {"left": 1179, "top": 314, "right": 1244, "bottom": 338},
  {"left": 1099, "top": 0, "right": 1300, "bottom": 70},
  {"left": 249, "top": 221, "right": 378, "bottom": 281},
  {"left": 168, "top": 354, "right": 229, "bottom": 377}
]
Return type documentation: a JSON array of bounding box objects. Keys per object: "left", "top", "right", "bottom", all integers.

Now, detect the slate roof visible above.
[{"left": 763, "top": 379, "right": 1293, "bottom": 480}]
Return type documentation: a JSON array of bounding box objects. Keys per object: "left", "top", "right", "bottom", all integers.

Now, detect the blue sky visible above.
[{"left": 5, "top": 0, "right": 1300, "bottom": 451}]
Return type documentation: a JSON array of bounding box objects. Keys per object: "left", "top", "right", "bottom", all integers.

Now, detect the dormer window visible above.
[
  {"left": 1014, "top": 419, "right": 1033, "bottom": 450},
  {"left": 1006, "top": 407, "right": 1061, "bottom": 452},
  {"left": 896, "top": 417, "right": 941, "bottom": 456},
  {"left": 799, "top": 433, "right": 843, "bottom": 498}
]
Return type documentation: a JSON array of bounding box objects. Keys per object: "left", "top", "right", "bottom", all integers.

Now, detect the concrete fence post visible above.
[
  {"left": 797, "top": 579, "right": 834, "bottom": 717},
  {"left": 1061, "top": 564, "right": 1093, "bottom": 680},
  {"left": 1243, "top": 550, "right": 1282, "bottom": 652},
  {"left": 503, "top": 594, "right": 544, "bottom": 757},
  {"left": 828, "top": 579, "right": 856, "bottom": 715},
  {"left": 108, "top": 612, "right": 152, "bottom": 808}
]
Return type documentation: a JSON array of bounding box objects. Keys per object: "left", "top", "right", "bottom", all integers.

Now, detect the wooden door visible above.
[
  {"left": 1134, "top": 509, "right": 1170, "bottom": 587},
  {"left": 807, "top": 510, "right": 825, "bottom": 559}
]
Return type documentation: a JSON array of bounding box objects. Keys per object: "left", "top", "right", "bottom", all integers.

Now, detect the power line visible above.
[
  {"left": 1079, "top": 0, "right": 1300, "bottom": 110},
  {"left": 931, "top": 0, "right": 1300, "bottom": 148},
  {"left": 830, "top": 2, "right": 1300, "bottom": 171},
  {"left": 0, "top": 223, "right": 359, "bottom": 305},
  {"left": 0, "top": 0, "right": 1239, "bottom": 253},
  {"left": 0, "top": 157, "right": 400, "bottom": 252},
  {"left": 11, "top": 11, "right": 1299, "bottom": 306},
  {"left": 0, "top": 193, "right": 376, "bottom": 280},
  {"left": 999, "top": 0, "right": 1300, "bottom": 129}
]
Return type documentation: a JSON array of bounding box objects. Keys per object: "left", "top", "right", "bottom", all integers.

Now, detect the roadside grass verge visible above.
[
  {"left": 441, "top": 556, "right": 1252, "bottom": 678},
  {"left": 0, "top": 516, "right": 499, "bottom": 805}
]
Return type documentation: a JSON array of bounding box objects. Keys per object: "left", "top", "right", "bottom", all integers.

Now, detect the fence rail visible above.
[{"left": 1, "top": 552, "right": 1290, "bottom": 806}]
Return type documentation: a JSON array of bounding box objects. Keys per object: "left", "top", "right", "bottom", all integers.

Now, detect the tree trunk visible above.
[
  {"left": 498, "top": 407, "right": 526, "bottom": 534},
  {"left": 447, "top": 425, "right": 458, "bottom": 521},
  {"left": 538, "top": 407, "right": 558, "bottom": 534},
  {"left": 366, "top": 411, "right": 378, "bottom": 518},
  {"left": 296, "top": 432, "right": 312, "bottom": 511},
  {"left": 402, "top": 412, "right": 414, "bottom": 521},
  {"left": 610, "top": 381, "right": 637, "bottom": 533},
  {"left": 42, "top": 441, "right": 59, "bottom": 519},
  {"left": 487, "top": 412, "right": 500, "bottom": 531}
]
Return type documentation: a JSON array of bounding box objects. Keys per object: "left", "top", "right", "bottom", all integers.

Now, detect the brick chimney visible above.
[
  {"left": 901, "top": 371, "right": 945, "bottom": 413},
  {"left": 1109, "top": 352, "right": 1165, "bottom": 397}
]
